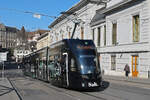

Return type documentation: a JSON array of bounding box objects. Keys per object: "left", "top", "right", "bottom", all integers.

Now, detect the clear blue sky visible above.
[{"left": 0, "top": 0, "right": 80, "bottom": 31}]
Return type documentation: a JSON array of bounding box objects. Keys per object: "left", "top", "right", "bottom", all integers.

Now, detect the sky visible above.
[{"left": 0, "top": 0, "right": 80, "bottom": 31}]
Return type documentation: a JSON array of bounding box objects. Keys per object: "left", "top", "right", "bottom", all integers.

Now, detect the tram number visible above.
[{"left": 88, "top": 82, "right": 98, "bottom": 87}]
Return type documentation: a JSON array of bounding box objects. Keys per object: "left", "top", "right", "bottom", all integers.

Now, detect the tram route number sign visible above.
[{"left": 0, "top": 52, "right": 7, "bottom": 61}]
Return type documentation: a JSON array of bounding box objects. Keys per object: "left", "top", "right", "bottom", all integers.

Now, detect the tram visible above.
[{"left": 23, "top": 39, "right": 102, "bottom": 89}]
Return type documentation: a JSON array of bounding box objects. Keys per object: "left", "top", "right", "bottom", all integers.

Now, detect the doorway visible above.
[{"left": 132, "top": 55, "right": 139, "bottom": 77}]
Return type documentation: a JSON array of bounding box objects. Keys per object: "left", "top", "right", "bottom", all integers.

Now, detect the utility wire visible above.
[{"left": 0, "top": 8, "right": 58, "bottom": 19}]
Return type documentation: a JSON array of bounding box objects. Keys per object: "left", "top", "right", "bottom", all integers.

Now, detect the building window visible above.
[
  {"left": 81, "top": 27, "right": 84, "bottom": 39},
  {"left": 112, "top": 23, "right": 117, "bottom": 45},
  {"left": 104, "top": 25, "right": 106, "bottom": 46},
  {"left": 111, "top": 55, "right": 116, "bottom": 70},
  {"left": 133, "top": 15, "right": 140, "bottom": 42},
  {"left": 92, "top": 29, "right": 95, "bottom": 41},
  {"left": 97, "top": 27, "right": 101, "bottom": 46}
]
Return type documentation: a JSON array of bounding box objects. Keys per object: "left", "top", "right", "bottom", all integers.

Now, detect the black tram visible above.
[{"left": 23, "top": 39, "right": 102, "bottom": 89}]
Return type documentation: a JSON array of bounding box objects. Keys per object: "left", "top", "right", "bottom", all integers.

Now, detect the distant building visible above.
[
  {"left": 36, "top": 32, "right": 50, "bottom": 50},
  {"left": 0, "top": 23, "right": 19, "bottom": 49},
  {"left": 28, "top": 29, "right": 49, "bottom": 51},
  {"left": 14, "top": 46, "right": 31, "bottom": 62}
]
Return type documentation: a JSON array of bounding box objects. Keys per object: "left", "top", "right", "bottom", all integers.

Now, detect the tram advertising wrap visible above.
[{"left": 23, "top": 39, "right": 102, "bottom": 89}]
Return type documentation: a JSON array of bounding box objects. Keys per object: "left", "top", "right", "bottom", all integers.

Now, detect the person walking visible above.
[{"left": 124, "top": 64, "right": 130, "bottom": 78}]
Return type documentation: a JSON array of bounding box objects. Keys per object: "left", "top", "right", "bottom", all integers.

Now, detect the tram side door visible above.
[{"left": 62, "top": 53, "right": 69, "bottom": 87}]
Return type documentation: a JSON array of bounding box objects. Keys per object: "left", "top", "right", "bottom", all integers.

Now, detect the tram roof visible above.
[{"left": 49, "top": 39, "right": 94, "bottom": 49}]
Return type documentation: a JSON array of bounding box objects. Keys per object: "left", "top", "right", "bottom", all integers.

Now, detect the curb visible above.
[{"left": 103, "top": 76, "right": 150, "bottom": 85}]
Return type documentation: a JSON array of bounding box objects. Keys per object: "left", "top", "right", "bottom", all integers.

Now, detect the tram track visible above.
[
  {"left": 16, "top": 76, "right": 127, "bottom": 100},
  {"left": 42, "top": 81, "right": 124, "bottom": 100},
  {"left": 7, "top": 78, "right": 23, "bottom": 100},
  {"left": 7, "top": 76, "right": 147, "bottom": 100},
  {"left": 8, "top": 76, "right": 128, "bottom": 100},
  {"left": 42, "top": 83, "right": 81, "bottom": 100},
  {"left": 79, "top": 92, "right": 107, "bottom": 100}
]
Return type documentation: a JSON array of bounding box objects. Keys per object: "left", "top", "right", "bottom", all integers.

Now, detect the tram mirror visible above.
[
  {"left": 94, "top": 57, "right": 97, "bottom": 62},
  {"left": 63, "top": 53, "right": 67, "bottom": 56}
]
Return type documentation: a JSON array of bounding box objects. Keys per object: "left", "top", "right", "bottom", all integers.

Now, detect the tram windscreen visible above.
[
  {"left": 68, "top": 40, "right": 100, "bottom": 74},
  {"left": 79, "top": 55, "right": 100, "bottom": 74}
]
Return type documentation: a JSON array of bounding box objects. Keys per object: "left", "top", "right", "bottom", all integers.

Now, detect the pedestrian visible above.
[{"left": 124, "top": 64, "right": 130, "bottom": 78}]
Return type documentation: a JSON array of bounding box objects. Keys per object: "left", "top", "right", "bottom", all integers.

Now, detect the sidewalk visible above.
[
  {"left": 103, "top": 75, "right": 150, "bottom": 85},
  {"left": 0, "top": 78, "right": 19, "bottom": 100}
]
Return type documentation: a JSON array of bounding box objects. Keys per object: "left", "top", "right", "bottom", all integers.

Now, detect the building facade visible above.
[
  {"left": 36, "top": 32, "right": 50, "bottom": 50},
  {"left": 91, "top": 0, "right": 150, "bottom": 78},
  {"left": 28, "top": 30, "right": 49, "bottom": 51},
  {"left": 48, "top": 0, "right": 150, "bottom": 78},
  {"left": 14, "top": 48, "right": 31, "bottom": 62},
  {"left": 48, "top": 0, "right": 104, "bottom": 44},
  {"left": 0, "top": 24, "right": 19, "bottom": 49}
]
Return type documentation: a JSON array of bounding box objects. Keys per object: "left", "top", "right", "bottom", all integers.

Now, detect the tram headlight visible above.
[
  {"left": 82, "top": 83, "right": 85, "bottom": 87},
  {"left": 81, "top": 75, "right": 89, "bottom": 79}
]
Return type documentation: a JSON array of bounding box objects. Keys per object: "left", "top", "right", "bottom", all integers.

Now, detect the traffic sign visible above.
[{"left": 0, "top": 52, "right": 7, "bottom": 61}]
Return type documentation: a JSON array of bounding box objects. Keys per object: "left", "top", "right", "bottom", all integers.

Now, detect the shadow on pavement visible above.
[
  {"left": 0, "top": 84, "right": 14, "bottom": 96},
  {"left": 73, "top": 81, "right": 110, "bottom": 92}
]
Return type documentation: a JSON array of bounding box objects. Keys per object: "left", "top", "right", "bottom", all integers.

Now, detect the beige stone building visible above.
[
  {"left": 36, "top": 32, "right": 50, "bottom": 50},
  {"left": 0, "top": 23, "right": 19, "bottom": 48}
]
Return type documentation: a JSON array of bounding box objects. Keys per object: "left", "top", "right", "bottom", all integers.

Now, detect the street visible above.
[{"left": 1, "top": 69, "right": 150, "bottom": 100}]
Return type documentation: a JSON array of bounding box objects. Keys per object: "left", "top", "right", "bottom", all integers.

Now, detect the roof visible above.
[
  {"left": 28, "top": 29, "right": 49, "bottom": 39},
  {"left": 36, "top": 30, "right": 49, "bottom": 35},
  {"left": 0, "top": 24, "right": 19, "bottom": 32},
  {"left": 90, "top": 7, "right": 106, "bottom": 27},
  {"left": 97, "top": 0, "right": 144, "bottom": 15},
  {"left": 37, "top": 32, "right": 49, "bottom": 41},
  {"left": 15, "top": 45, "right": 30, "bottom": 50},
  {"left": 90, "top": 0, "right": 144, "bottom": 27},
  {"left": 5, "top": 26, "right": 19, "bottom": 33},
  {"left": 48, "top": 0, "right": 89, "bottom": 29}
]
